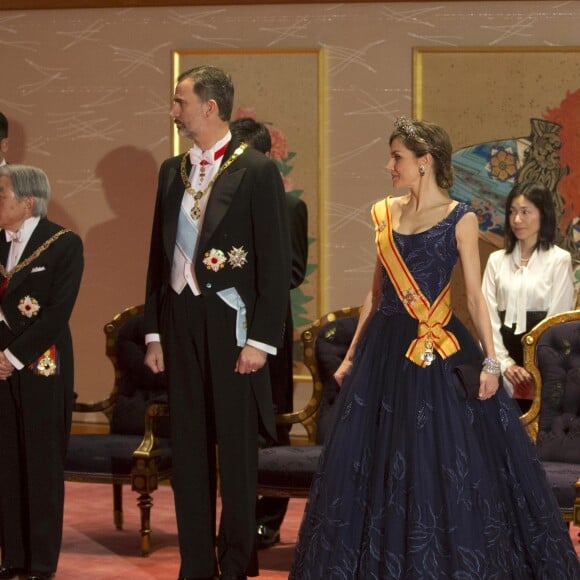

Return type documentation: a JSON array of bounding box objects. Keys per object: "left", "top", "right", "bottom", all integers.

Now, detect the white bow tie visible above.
[
  {"left": 189, "top": 147, "right": 214, "bottom": 166},
  {"left": 5, "top": 230, "right": 22, "bottom": 243}
]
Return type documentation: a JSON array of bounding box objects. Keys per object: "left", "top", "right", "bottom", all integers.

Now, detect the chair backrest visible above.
[
  {"left": 522, "top": 309, "right": 580, "bottom": 463},
  {"left": 278, "top": 306, "right": 362, "bottom": 445},
  {"left": 73, "top": 305, "right": 146, "bottom": 422},
  {"left": 104, "top": 304, "right": 145, "bottom": 389},
  {"left": 103, "top": 304, "right": 170, "bottom": 437}
]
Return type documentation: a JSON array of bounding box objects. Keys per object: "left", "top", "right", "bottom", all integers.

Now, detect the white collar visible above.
[{"left": 4, "top": 216, "right": 41, "bottom": 244}]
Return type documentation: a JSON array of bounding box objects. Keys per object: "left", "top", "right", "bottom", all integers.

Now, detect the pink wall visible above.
[{"left": 1, "top": 2, "right": 578, "bottom": 418}]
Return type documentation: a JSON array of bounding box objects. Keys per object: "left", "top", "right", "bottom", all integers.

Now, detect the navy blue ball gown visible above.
[{"left": 289, "top": 202, "right": 580, "bottom": 579}]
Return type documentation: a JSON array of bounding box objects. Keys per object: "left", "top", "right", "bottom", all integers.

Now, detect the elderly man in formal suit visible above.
[
  {"left": 0, "top": 164, "right": 84, "bottom": 580},
  {"left": 144, "top": 66, "right": 290, "bottom": 580}
]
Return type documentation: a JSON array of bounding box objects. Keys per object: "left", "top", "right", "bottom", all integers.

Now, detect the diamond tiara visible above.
[{"left": 394, "top": 116, "right": 426, "bottom": 144}]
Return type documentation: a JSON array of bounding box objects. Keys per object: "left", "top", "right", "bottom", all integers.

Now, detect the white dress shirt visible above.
[
  {"left": 171, "top": 132, "right": 231, "bottom": 297},
  {"left": 1, "top": 216, "right": 41, "bottom": 369},
  {"left": 482, "top": 242, "right": 575, "bottom": 393}
]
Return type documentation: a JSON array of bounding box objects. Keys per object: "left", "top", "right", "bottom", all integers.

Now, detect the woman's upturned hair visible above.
[{"left": 390, "top": 117, "right": 454, "bottom": 189}]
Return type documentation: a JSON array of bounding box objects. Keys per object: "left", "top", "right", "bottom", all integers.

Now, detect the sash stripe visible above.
[{"left": 372, "top": 197, "right": 460, "bottom": 367}]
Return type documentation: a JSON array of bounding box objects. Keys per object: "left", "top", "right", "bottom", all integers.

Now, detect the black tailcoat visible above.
[
  {"left": 144, "top": 142, "right": 290, "bottom": 577},
  {"left": 0, "top": 219, "right": 83, "bottom": 575}
]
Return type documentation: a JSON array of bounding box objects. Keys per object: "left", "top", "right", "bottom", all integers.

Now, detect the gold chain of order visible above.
[
  {"left": 180, "top": 143, "right": 248, "bottom": 220},
  {"left": 0, "top": 228, "right": 70, "bottom": 280}
]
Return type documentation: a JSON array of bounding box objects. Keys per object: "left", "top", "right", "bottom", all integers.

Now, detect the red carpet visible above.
[
  {"left": 59, "top": 482, "right": 299, "bottom": 579},
  {"left": 48, "top": 482, "right": 579, "bottom": 578}
]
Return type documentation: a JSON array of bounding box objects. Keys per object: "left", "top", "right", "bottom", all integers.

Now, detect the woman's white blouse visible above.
[{"left": 481, "top": 243, "right": 575, "bottom": 381}]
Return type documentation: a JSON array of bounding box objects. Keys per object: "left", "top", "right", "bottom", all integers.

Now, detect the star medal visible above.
[{"left": 227, "top": 246, "right": 248, "bottom": 269}]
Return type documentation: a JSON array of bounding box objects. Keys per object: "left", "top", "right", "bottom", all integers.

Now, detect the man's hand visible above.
[
  {"left": 145, "top": 341, "right": 165, "bottom": 374},
  {"left": 235, "top": 344, "right": 267, "bottom": 375},
  {"left": 0, "top": 351, "right": 15, "bottom": 380}
]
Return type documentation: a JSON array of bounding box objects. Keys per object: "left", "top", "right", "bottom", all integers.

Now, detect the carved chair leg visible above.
[
  {"left": 113, "top": 483, "right": 123, "bottom": 530},
  {"left": 137, "top": 492, "right": 153, "bottom": 556}
]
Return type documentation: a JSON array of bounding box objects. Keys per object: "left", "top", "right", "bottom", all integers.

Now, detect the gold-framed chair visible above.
[
  {"left": 257, "top": 306, "right": 362, "bottom": 498},
  {"left": 64, "top": 304, "right": 172, "bottom": 555},
  {"left": 521, "top": 309, "right": 580, "bottom": 526}
]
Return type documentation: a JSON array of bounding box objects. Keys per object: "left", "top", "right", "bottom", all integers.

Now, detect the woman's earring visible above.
[{"left": 419, "top": 165, "right": 426, "bottom": 176}]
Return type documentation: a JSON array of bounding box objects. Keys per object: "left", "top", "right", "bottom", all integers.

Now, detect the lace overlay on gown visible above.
[{"left": 289, "top": 202, "right": 580, "bottom": 579}]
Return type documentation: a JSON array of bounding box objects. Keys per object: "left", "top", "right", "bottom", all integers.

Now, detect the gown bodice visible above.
[{"left": 379, "top": 202, "right": 472, "bottom": 316}]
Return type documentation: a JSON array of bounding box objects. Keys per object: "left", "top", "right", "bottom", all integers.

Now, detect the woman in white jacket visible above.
[{"left": 482, "top": 182, "right": 575, "bottom": 413}]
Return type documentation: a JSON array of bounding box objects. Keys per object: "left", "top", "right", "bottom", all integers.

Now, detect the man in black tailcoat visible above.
[
  {"left": 144, "top": 66, "right": 290, "bottom": 580},
  {"left": 0, "top": 164, "right": 84, "bottom": 580}
]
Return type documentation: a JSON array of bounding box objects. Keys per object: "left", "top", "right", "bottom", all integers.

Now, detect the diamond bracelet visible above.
[{"left": 482, "top": 357, "right": 501, "bottom": 376}]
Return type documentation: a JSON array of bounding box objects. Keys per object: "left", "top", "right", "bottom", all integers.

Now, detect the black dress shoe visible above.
[
  {"left": 255, "top": 523, "right": 280, "bottom": 549},
  {"left": 0, "top": 566, "right": 25, "bottom": 580}
]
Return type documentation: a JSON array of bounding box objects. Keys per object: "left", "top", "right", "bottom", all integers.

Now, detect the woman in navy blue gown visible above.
[{"left": 289, "top": 118, "right": 580, "bottom": 579}]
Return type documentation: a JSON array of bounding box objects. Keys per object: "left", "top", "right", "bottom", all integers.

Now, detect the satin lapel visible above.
[
  {"left": 0, "top": 232, "right": 9, "bottom": 268},
  {"left": 199, "top": 166, "right": 246, "bottom": 251},
  {"left": 5, "top": 219, "right": 51, "bottom": 295},
  {"left": 163, "top": 162, "right": 185, "bottom": 260},
  {"left": 198, "top": 142, "right": 246, "bottom": 250}
]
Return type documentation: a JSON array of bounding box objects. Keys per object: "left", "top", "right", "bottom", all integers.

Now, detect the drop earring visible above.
[{"left": 419, "top": 165, "right": 426, "bottom": 176}]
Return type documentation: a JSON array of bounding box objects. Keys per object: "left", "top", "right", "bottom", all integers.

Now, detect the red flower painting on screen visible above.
[{"left": 544, "top": 89, "right": 580, "bottom": 236}]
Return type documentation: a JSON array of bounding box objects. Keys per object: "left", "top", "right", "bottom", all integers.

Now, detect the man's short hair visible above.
[
  {"left": 0, "top": 164, "right": 50, "bottom": 218},
  {"left": 178, "top": 65, "right": 234, "bottom": 122},
  {"left": 230, "top": 118, "right": 272, "bottom": 154}
]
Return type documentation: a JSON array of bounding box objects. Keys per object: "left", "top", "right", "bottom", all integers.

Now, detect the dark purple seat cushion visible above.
[
  {"left": 65, "top": 434, "right": 171, "bottom": 477},
  {"left": 541, "top": 461, "right": 578, "bottom": 510},
  {"left": 258, "top": 445, "right": 323, "bottom": 489}
]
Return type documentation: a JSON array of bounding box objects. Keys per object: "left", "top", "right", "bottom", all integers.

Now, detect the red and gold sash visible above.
[{"left": 372, "top": 197, "right": 460, "bottom": 367}]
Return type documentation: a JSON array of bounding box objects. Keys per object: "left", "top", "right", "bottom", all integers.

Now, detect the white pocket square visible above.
[{"left": 31, "top": 266, "right": 46, "bottom": 273}]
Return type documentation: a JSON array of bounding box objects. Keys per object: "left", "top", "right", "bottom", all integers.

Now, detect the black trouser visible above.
[{"left": 163, "top": 289, "right": 260, "bottom": 578}]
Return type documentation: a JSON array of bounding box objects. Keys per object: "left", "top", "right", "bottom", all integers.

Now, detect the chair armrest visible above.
[
  {"left": 73, "top": 391, "right": 118, "bottom": 420},
  {"left": 133, "top": 402, "right": 170, "bottom": 458}
]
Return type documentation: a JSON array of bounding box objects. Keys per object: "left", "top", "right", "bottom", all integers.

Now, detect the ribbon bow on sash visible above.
[{"left": 372, "top": 197, "right": 460, "bottom": 367}]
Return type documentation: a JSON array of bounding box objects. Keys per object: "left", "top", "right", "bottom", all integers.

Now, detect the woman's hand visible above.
[
  {"left": 478, "top": 371, "right": 500, "bottom": 400},
  {"left": 333, "top": 358, "right": 353, "bottom": 387},
  {"left": 504, "top": 364, "right": 533, "bottom": 389}
]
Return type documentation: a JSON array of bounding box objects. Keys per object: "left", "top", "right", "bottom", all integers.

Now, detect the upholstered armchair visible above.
[
  {"left": 521, "top": 309, "right": 580, "bottom": 526},
  {"left": 64, "top": 304, "right": 172, "bottom": 555},
  {"left": 257, "top": 306, "right": 361, "bottom": 498}
]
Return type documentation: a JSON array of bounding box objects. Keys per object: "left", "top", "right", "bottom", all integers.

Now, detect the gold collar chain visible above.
[
  {"left": 0, "top": 228, "right": 69, "bottom": 280},
  {"left": 180, "top": 143, "right": 248, "bottom": 220}
]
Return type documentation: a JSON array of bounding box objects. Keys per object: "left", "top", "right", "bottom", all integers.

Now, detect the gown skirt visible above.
[{"left": 289, "top": 308, "right": 580, "bottom": 579}]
